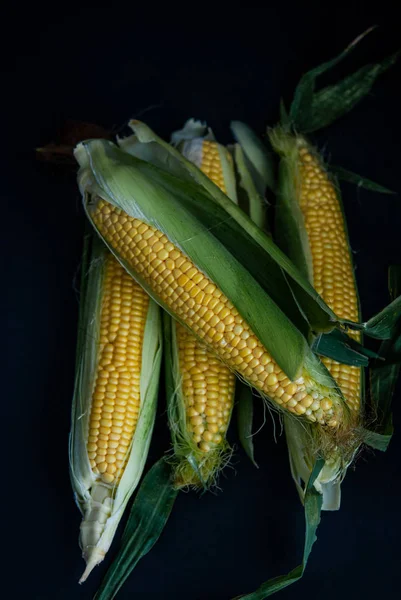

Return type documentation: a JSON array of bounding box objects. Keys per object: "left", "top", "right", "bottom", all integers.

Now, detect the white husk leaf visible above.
[{"left": 170, "top": 118, "right": 213, "bottom": 145}]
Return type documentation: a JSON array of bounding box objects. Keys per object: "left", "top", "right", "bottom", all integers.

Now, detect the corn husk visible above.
[{"left": 69, "top": 235, "right": 163, "bottom": 581}]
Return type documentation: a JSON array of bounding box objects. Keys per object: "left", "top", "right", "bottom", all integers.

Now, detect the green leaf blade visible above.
[
  {"left": 364, "top": 295, "right": 401, "bottom": 340},
  {"left": 289, "top": 28, "right": 398, "bottom": 134},
  {"left": 312, "top": 329, "right": 382, "bottom": 367},
  {"left": 331, "top": 165, "right": 395, "bottom": 195},
  {"left": 230, "top": 120, "right": 276, "bottom": 193},
  {"left": 304, "top": 52, "right": 400, "bottom": 133},
  {"left": 237, "top": 384, "right": 258, "bottom": 468},
  {"left": 94, "top": 459, "right": 178, "bottom": 600},
  {"left": 232, "top": 460, "right": 324, "bottom": 599},
  {"left": 366, "top": 266, "right": 401, "bottom": 449}
]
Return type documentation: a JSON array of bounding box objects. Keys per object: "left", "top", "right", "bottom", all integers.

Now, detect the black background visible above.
[{"left": 3, "top": 3, "right": 401, "bottom": 599}]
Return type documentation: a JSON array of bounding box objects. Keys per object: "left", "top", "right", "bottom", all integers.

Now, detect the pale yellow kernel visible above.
[
  {"left": 199, "top": 441, "right": 210, "bottom": 452},
  {"left": 321, "top": 398, "right": 333, "bottom": 411},
  {"left": 202, "top": 430, "right": 214, "bottom": 442},
  {"left": 286, "top": 383, "right": 298, "bottom": 396},
  {"left": 301, "top": 395, "right": 314, "bottom": 408},
  {"left": 194, "top": 402, "right": 206, "bottom": 414},
  {"left": 266, "top": 373, "right": 278, "bottom": 386},
  {"left": 207, "top": 423, "right": 219, "bottom": 433}
]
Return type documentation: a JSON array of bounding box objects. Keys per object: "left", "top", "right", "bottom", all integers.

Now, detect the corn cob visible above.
[
  {"left": 85, "top": 255, "right": 149, "bottom": 484},
  {"left": 70, "top": 244, "right": 162, "bottom": 581},
  {"left": 92, "top": 200, "right": 343, "bottom": 428},
  {"left": 169, "top": 139, "right": 237, "bottom": 485},
  {"left": 297, "top": 141, "right": 361, "bottom": 414}
]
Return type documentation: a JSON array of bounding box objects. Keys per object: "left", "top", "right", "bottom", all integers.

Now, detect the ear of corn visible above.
[
  {"left": 270, "top": 128, "right": 363, "bottom": 507},
  {"left": 69, "top": 236, "right": 162, "bottom": 581},
  {"left": 165, "top": 314, "right": 236, "bottom": 487},
  {"left": 75, "top": 139, "right": 351, "bottom": 441},
  {"left": 296, "top": 140, "right": 362, "bottom": 414},
  {"left": 164, "top": 136, "right": 237, "bottom": 487}
]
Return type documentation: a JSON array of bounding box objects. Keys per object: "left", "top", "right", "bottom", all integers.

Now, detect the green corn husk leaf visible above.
[
  {"left": 389, "top": 265, "right": 401, "bottom": 298},
  {"left": 232, "top": 459, "right": 324, "bottom": 599},
  {"left": 230, "top": 126, "right": 265, "bottom": 468},
  {"left": 230, "top": 120, "right": 275, "bottom": 194},
  {"left": 94, "top": 458, "right": 178, "bottom": 600},
  {"left": 237, "top": 383, "right": 258, "bottom": 468},
  {"left": 331, "top": 165, "right": 395, "bottom": 195},
  {"left": 271, "top": 130, "right": 314, "bottom": 284},
  {"left": 364, "top": 266, "right": 401, "bottom": 451},
  {"left": 312, "top": 328, "right": 382, "bottom": 367},
  {"left": 234, "top": 142, "right": 268, "bottom": 231},
  {"left": 359, "top": 294, "right": 401, "bottom": 340},
  {"left": 290, "top": 27, "right": 398, "bottom": 133},
  {"left": 302, "top": 52, "right": 400, "bottom": 133},
  {"left": 69, "top": 235, "right": 163, "bottom": 581},
  {"left": 119, "top": 120, "right": 340, "bottom": 334}
]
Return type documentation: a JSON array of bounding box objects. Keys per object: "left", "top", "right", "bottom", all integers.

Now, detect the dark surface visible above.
[{"left": 3, "top": 4, "right": 401, "bottom": 600}]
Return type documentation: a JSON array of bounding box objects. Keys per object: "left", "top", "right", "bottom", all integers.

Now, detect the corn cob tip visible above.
[
  {"left": 170, "top": 444, "right": 232, "bottom": 490},
  {"left": 79, "top": 548, "right": 106, "bottom": 583}
]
